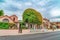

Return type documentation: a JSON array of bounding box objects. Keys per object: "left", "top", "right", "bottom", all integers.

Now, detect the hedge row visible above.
[
  {"left": 0, "top": 22, "right": 28, "bottom": 29},
  {"left": 0, "top": 22, "right": 14, "bottom": 29}
]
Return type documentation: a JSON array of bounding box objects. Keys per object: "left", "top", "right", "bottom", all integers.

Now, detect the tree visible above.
[
  {"left": 23, "top": 8, "right": 43, "bottom": 28},
  {"left": 0, "top": 10, "right": 4, "bottom": 16}
]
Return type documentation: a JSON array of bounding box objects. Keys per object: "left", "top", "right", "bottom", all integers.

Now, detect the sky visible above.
[{"left": 0, "top": 0, "right": 60, "bottom": 21}]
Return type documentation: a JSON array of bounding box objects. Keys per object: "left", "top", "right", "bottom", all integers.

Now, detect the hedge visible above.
[{"left": 0, "top": 22, "right": 14, "bottom": 29}]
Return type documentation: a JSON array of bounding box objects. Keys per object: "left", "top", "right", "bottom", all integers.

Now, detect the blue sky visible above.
[{"left": 0, "top": 0, "right": 60, "bottom": 20}]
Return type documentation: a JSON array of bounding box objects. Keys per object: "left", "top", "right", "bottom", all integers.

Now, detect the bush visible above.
[
  {"left": 21, "top": 26, "right": 28, "bottom": 29},
  {"left": 0, "top": 22, "right": 14, "bottom": 29},
  {"left": 20, "top": 22, "right": 28, "bottom": 29}
]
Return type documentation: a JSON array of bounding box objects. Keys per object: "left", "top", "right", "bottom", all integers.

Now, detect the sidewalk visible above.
[{"left": 0, "top": 29, "right": 60, "bottom": 36}]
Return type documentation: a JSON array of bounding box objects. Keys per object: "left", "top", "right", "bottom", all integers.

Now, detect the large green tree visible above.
[
  {"left": 0, "top": 10, "right": 4, "bottom": 16},
  {"left": 23, "top": 8, "right": 43, "bottom": 28}
]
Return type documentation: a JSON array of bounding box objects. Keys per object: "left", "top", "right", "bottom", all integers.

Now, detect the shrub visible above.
[
  {"left": 21, "top": 26, "right": 28, "bottom": 29},
  {"left": 0, "top": 22, "right": 14, "bottom": 29}
]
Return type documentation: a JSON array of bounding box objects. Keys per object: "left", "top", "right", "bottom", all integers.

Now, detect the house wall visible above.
[
  {"left": 10, "top": 15, "right": 18, "bottom": 22},
  {"left": 52, "top": 22, "right": 60, "bottom": 28},
  {"left": 0, "top": 16, "right": 14, "bottom": 23},
  {"left": 43, "top": 18, "right": 50, "bottom": 29}
]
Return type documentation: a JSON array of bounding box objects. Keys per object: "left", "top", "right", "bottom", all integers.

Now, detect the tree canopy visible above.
[
  {"left": 0, "top": 10, "right": 4, "bottom": 16},
  {"left": 23, "top": 8, "right": 43, "bottom": 25}
]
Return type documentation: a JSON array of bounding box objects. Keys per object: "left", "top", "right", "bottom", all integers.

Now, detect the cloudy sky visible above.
[{"left": 0, "top": 0, "right": 60, "bottom": 20}]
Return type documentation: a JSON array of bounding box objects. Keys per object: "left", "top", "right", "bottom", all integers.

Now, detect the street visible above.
[{"left": 0, "top": 31, "right": 60, "bottom": 40}]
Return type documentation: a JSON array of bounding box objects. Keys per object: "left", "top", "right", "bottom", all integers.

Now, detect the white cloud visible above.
[
  {"left": 25, "top": 2, "right": 32, "bottom": 6},
  {"left": 50, "top": 8, "right": 60, "bottom": 17},
  {"left": 0, "top": 0, "right": 23, "bottom": 10},
  {"left": 32, "top": 0, "right": 36, "bottom": 2},
  {"left": 0, "top": 0, "right": 57, "bottom": 20},
  {"left": 37, "top": 0, "right": 51, "bottom": 6},
  {"left": 10, "top": 3, "right": 23, "bottom": 9},
  {"left": 38, "top": 1, "right": 45, "bottom": 6},
  {"left": 4, "top": 10, "right": 22, "bottom": 20}
]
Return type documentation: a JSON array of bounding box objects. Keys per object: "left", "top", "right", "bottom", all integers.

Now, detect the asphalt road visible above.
[{"left": 0, "top": 31, "right": 60, "bottom": 40}]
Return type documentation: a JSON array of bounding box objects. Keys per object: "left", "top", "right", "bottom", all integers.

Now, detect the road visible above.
[{"left": 0, "top": 31, "right": 60, "bottom": 40}]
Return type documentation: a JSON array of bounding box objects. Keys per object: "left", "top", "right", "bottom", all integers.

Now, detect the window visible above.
[{"left": 3, "top": 19, "right": 9, "bottom": 22}]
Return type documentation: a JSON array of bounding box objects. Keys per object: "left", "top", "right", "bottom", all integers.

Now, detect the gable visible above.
[{"left": 0, "top": 16, "right": 14, "bottom": 23}]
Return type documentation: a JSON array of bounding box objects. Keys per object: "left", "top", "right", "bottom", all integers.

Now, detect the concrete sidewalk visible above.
[{"left": 0, "top": 29, "right": 60, "bottom": 36}]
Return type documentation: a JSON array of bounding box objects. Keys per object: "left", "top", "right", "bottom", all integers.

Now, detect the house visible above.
[
  {"left": 0, "top": 15, "right": 19, "bottom": 29},
  {"left": 0, "top": 15, "right": 18, "bottom": 23},
  {"left": 42, "top": 18, "right": 50, "bottom": 29},
  {"left": 50, "top": 18, "right": 60, "bottom": 28},
  {"left": 50, "top": 22, "right": 60, "bottom": 28}
]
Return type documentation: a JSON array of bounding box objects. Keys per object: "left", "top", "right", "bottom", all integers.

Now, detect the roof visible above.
[
  {"left": 43, "top": 18, "right": 49, "bottom": 21},
  {"left": 0, "top": 15, "right": 13, "bottom": 21},
  {"left": 11, "top": 15, "right": 18, "bottom": 18},
  {"left": 0, "top": 15, "right": 18, "bottom": 23}
]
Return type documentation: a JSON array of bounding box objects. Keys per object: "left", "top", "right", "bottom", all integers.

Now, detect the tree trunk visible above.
[
  {"left": 28, "top": 23, "right": 30, "bottom": 29},
  {"left": 26, "top": 23, "right": 28, "bottom": 27},
  {"left": 32, "top": 24, "right": 34, "bottom": 29},
  {"left": 18, "top": 22, "right": 22, "bottom": 33}
]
